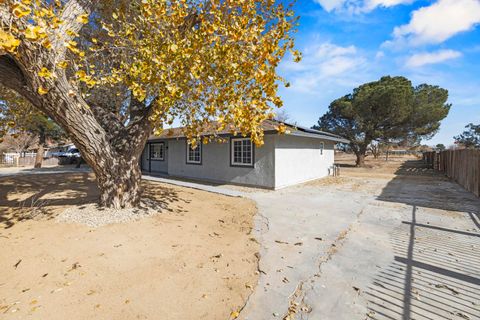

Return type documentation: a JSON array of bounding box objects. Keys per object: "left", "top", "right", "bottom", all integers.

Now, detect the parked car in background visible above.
[
  {"left": 46, "top": 145, "right": 71, "bottom": 158},
  {"left": 58, "top": 145, "right": 82, "bottom": 164},
  {"left": 64, "top": 147, "right": 81, "bottom": 159}
]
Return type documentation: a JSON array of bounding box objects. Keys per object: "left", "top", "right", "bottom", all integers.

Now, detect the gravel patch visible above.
[{"left": 56, "top": 199, "right": 165, "bottom": 228}]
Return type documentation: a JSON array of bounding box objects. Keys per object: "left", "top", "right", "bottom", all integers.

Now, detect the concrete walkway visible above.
[
  {"left": 238, "top": 164, "right": 480, "bottom": 320},
  {"left": 240, "top": 184, "right": 370, "bottom": 319},
  {"left": 142, "top": 174, "right": 244, "bottom": 197}
]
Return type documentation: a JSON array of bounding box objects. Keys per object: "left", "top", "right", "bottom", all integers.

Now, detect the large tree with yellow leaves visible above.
[{"left": 0, "top": 0, "right": 298, "bottom": 208}]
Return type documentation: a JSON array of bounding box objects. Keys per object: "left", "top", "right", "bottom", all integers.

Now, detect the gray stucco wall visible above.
[
  {"left": 166, "top": 135, "right": 276, "bottom": 188},
  {"left": 274, "top": 134, "right": 334, "bottom": 189},
  {"left": 142, "top": 133, "right": 335, "bottom": 189}
]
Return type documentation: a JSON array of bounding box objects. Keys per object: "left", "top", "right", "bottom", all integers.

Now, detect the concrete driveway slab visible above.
[
  {"left": 240, "top": 186, "right": 370, "bottom": 319},
  {"left": 239, "top": 159, "right": 480, "bottom": 320}
]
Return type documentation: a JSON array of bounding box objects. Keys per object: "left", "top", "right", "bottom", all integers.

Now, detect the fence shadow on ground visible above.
[
  {"left": 376, "top": 160, "right": 480, "bottom": 214},
  {"left": 366, "top": 206, "right": 480, "bottom": 320},
  {"left": 366, "top": 160, "right": 480, "bottom": 319},
  {"left": 0, "top": 173, "right": 181, "bottom": 229}
]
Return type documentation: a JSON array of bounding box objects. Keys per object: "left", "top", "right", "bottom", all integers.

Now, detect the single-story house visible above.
[{"left": 141, "top": 120, "right": 348, "bottom": 189}]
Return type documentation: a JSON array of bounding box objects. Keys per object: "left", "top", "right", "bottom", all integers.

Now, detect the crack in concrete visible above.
[
  {"left": 282, "top": 207, "right": 367, "bottom": 320},
  {"left": 230, "top": 252, "right": 263, "bottom": 320}
]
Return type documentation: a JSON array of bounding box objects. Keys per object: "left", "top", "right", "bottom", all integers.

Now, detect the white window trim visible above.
[
  {"left": 186, "top": 142, "right": 202, "bottom": 164},
  {"left": 320, "top": 142, "right": 324, "bottom": 156},
  {"left": 231, "top": 138, "right": 253, "bottom": 166},
  {"left": 150, "top": 143, "right": 165, "bottom": 161}
]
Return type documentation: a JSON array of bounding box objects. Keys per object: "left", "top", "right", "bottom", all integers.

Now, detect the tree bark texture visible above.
[
  {"left": 355, "top": 153, "right": 365, "bottom": 167},
  {"left": 34, "top": 144, "right": 44, "bottom": 168},
  {"left": 0, "top": 0, "right": 152, "bottom": 209}
]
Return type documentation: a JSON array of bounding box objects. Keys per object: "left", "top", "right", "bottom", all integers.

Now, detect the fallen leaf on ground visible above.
[
  {"left": 435, "top": 284, "right": 459, "bottom": 295},
  {"left": 30, "top": 305, "right": 40, "bottom": 312},
  {"left": 68, "top": 262, "right": 81, "bottom": 271},
  {"left": 456, "top": 312, "right": 471, "bottom": 319},
  {"left": 14, "top": 259, "right": 22, "bottom": 269}
]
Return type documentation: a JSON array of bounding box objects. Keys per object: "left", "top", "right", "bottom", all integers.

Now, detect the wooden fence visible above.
[{"left": 423, "top": 149, "right": 480, "bottom": 197}]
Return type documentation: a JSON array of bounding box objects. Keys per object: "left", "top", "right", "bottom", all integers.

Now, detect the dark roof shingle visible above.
[{"left": 148, "top": 119, "right": 348, "bottom": 143}]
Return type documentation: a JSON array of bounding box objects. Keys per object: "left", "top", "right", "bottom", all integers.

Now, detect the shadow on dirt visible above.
[{"left": 0, "top": 173, "right": 181, "bottom": 229}]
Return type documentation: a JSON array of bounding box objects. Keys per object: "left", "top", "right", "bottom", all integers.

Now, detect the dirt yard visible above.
[
  {"left": 0, "top": 173, "right": 259, "bottom": 319},
  {"left": 335, "top": 153, "right": 428, "bottom": 176}
]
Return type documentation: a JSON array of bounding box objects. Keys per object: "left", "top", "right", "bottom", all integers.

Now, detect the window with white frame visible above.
[
  {"left": 319, "top": 142, "right": 324, "bottom": 155},
  {"left": 187, "top": 142, "right": 202, "bottom": 164},
  {"left": 150, "top": 143, "right": 164, "bottom": 160},
  {"left": 231, "top": 138, "right": 253, "bottom": 166}
]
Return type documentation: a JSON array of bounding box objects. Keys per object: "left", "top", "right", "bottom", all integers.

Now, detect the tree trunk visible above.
[
  {"left": 34, "top": 144, "right": 44, "bottom": 168},
  {"left": 91, "top": 157, "right": 143, "bottom": 209},
  {"left": 17, "top": 77, "right": 149, "bottom": 209},
  {"left": 355, "top": 153, "right": 366, "bottom": 167},
  {"left": 0, "top": 1, "right": 151, "bottom": 209}
]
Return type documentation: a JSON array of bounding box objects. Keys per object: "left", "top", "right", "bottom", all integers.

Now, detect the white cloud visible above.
[
  {"left": 375, "top": 51, "right": 385, "bottom": 59},
  {"left": 313, "top": 0, "right": 414, "bottom": 13},
  {"left": 280, "top": 42, "right": 367, "bottom": 93},
  {"left": 313, "top": 0, "right": 346, "bottom": 12},
  {"left": 364, "top": 0, "right": 415, "bottom": 11},
  {"left": 391, "top": 0, "right": 480, "bottom": 46},
  {"left": 405, "top": 49, "right": 462, "bottom": 67}
]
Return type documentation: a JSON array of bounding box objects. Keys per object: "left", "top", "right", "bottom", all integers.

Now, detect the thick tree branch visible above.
[
  {"left": 90, "top": 104, "right": 124, "bottom": 141},
  {"left": 0, "top": 5, "right": 12, "bottom": 26},
  {"left": 121, "top": 98, "right": 154, "bottom": 156},
  {"left": 54, "top": 0, "right": 95, "bottom": 58},
  {"left": 0, "top": 55, "right": 39, "bottom": 106}
]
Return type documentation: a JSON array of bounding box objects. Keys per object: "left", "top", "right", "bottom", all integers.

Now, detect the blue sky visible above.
[{"left": 277, "top": 0, "right": 480, "bottom": 146}]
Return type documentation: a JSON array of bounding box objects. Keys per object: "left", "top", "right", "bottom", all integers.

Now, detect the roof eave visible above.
[
  {"left": 284, "top": 131, "right": 349, "bottom": 143},
  {"left": 148, "top": 128, "right": 349, "bottom": 144}
]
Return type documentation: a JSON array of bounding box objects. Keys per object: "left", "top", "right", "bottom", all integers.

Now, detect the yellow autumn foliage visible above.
[
  {"left": 0, "top": 29, "right": 21, "bottom": 53},
  {"left": 1, "top": 0, "right": 300, "bottom": 146},
  {"left": 37, "top": 86, "right": 49, "bottom": 95},
  {"left": 38, "top": 67, "right": 53, "bottom": 78}
]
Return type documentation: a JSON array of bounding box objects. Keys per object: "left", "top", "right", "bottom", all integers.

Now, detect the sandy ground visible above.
[{"left": 0, "top": 173, "right": 259, "bottom": 319}]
